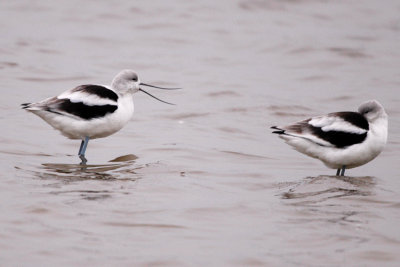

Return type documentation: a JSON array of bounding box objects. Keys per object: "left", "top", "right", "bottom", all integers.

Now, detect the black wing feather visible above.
[
  {"left": 329, "top": 112, "right": 369, "bottom": 130},
  {"left": 308, "top": 126, "right": 367, "bottom": 148},
  {"left": 49, "top": 99, "right": 117, "bottom": 120},
  {"left": 73, "top": 85, "right": 119, "bottom": 102}
]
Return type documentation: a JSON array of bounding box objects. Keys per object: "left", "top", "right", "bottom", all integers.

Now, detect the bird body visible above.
[
  {"left": 22, "top": 69, "right": 178, "bottom": 164},
  {"left": 23, "top": 84, "right": 134, "bottom": 140},
  {"left": 272, "top": 100, "right": 388, "bottom": 175}
]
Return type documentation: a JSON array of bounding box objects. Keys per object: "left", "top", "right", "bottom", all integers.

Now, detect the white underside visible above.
[
  {"left": 27, "top": 94, "right": 134, "bottom": 140},
  {"left": 280, "top": 118, "right": 388, "bottom": 169}
]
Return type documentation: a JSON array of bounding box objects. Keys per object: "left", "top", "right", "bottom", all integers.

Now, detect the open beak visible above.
[{"left": 139, "top": 83, "right": 181, "bottom": 105}]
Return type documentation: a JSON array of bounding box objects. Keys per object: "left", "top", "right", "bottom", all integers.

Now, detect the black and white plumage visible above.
[
  {"left": 271, "top": 100, "right": 388, "bottom": 176},
  {"left": 22, "top": 69, "right": 178, "bottom": 164}
]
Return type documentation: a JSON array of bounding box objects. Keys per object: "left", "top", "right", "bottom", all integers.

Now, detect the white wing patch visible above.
[
  {"left": 283, "top": 130, "right": 334, "bottom": 147},
  {"left": 309, "top": 116, "right": 367, "bottom": 134},
  {"left": 58, "top": 89, "right": 117, "bottom": 106}
]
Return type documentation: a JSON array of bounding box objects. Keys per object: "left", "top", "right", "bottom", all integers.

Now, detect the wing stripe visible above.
[
  {"left": 53, "top": 99, "right": 118, "bottom": 120},
  {"left": 308, "top": 125, "right": 367, "bottom": 148},
  {"left": 73, "top": 85, "right": 119, "bottom": 102},
  {"left": 328, "top": 112, "right": 369, "bottom": 130}
]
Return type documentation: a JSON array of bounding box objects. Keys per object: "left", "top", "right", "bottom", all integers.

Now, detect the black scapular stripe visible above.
[
  {"left": 75, "top": 85, "right": 119, "bottom": 102},
  {"left": 307, "top": 112, "right": 369, "bottom": 148},
  {"left": 329, "top": 112, "right": 369, "bottom": 130},
  {"left": 57, "top": 99, "right": 118, "bottom": 120},
  {"left": 309, "top": 126, "right": 367, "bottom": 148}
]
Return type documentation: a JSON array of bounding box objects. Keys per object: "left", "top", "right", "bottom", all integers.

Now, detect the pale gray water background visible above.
[{"left": 1, "top": 0, "right": 400, "bottom": 266}]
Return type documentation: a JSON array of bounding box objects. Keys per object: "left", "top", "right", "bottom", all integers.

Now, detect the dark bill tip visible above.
[{"left": 139, "top": 88, "right": 175, "bottom": 105}]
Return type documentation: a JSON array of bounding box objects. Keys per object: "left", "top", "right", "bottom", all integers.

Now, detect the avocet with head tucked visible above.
[
  {"left": 271, "top": 100, "right": 388, "bottom": 176},
  {"left": 22, "top": 69, "right": 179, "bottom": 164}
]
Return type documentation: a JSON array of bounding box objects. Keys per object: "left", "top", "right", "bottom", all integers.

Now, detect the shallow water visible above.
[{"left": 1, "top": 0, "right": 400, "bottom": 266}]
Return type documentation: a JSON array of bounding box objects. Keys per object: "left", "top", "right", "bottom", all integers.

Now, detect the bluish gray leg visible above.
[
  {"left": 340, "top": 165, "right": 346, "bottom": 176},
  {"left": 336, "top": 168, "right": 340, "bottom": 176},
  {"left": 78, "top": 136, "right": 89, "bottom": 165},
  {"left": 78, "top": 140, "right": 85, "bottom": 155}
]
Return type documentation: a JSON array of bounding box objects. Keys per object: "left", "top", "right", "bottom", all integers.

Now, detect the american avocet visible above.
[
  {"left": 22, "top": 69, "right": 179, "bottom": 164},
  {"left": 271, "top": 100, "right": 388, "bottom": 176}
]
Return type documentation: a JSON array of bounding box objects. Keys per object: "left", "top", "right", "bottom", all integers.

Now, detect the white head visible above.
[
  {"left": 111, "top": 69, "right": 141, "bottom": 94},
  {"left": 358, "top": 100, "right": 388, "bottom": 122},
  {"left": 110, "top": 69, "right": 180, "bottom": 104}
]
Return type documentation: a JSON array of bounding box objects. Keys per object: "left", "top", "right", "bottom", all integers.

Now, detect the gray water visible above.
[{"left": 1, "top": 0, "right": 400, "bottom": 266}]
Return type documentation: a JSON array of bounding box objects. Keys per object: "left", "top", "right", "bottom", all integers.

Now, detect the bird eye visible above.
[
  {"left": 363, "top": 108, "right": 373, "bottom": 115},
  {"left": 132, "top": 77, "right": 138, "bottom": 81}
]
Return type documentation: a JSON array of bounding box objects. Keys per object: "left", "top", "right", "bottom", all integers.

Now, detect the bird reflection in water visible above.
[{"left": 38, "top": 154, "right": 140, "bottom": 182}]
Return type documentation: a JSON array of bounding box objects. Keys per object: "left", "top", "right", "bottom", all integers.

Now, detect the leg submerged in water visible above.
[
  {"left": 336, "top": 166, "right": 346, "bottom": 176},
  {"left": 340, "top": 165, "right": 346, "bottom": 176},
  {"left": 78, "top": 136, "right": 90, "bottom": 164}
]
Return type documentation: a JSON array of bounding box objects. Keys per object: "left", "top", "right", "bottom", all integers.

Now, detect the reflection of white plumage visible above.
[
  {"left": 272, "top": 100, "right": 388, "bottom": 176},
  {"left": 22, "top": 69, "right": 179, "bottom": 164}
]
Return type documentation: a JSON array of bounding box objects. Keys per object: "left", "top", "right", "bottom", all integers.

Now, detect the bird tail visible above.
[
  {"left": 21, "top": 103, "right": 32, "bottom": 109},
  {"left": 271, "top": 126, "right": 285, "bottom": 134}
]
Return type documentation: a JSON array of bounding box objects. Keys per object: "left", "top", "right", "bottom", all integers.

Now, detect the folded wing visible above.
[
  {"left": 23, "top": 85, "right": 119, "bottom": 120},
  {"left": 272, "top": 112, "right": 369, "bottom": 148}
]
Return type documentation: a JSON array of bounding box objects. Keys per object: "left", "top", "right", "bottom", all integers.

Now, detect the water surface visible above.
[{"left": 1, "top": 0, "right": 400, "bottom": 266}]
